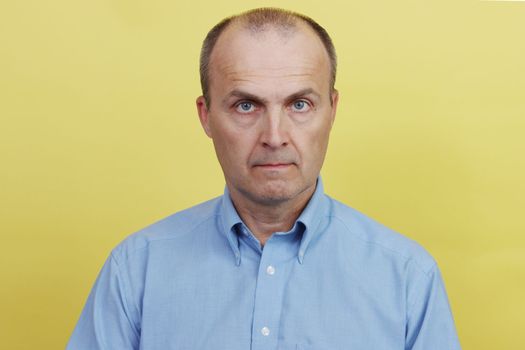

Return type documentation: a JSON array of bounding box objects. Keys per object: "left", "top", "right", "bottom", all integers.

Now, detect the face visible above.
[{"left": 197, "top": 23, "right": 339, "bottom": 206}]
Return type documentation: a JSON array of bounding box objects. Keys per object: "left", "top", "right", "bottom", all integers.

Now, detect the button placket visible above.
[{"left": 250, "top": 240, "right": 284, "bottom": 350}]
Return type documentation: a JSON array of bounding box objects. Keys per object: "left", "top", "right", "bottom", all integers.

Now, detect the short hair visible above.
[{"left": 199, "top": 8, "right": 337, "bottom": 107}]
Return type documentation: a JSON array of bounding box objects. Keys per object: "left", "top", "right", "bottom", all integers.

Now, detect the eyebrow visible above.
[
  {"left": 223, "top": 90, "right": 268, "bottom": 106},
  {"left": 222, "top": 88, "right": 321, "bottom": 107},
  {"left": 285, "top": 88, "right": 321, "bottom": 103}
]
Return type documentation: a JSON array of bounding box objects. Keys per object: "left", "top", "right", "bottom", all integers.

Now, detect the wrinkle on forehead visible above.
[
  {"left": 221, "top": 66, "right": 322, "bottom": 80},
  {"left": 214, "top": 46, "right": 328, "bottom": 79},
  {"left": 218, "top": 66, "right": 326, "bottom": 98}
]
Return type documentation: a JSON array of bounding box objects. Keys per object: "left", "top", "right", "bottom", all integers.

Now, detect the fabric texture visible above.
[{"left": 67, "top": 179, "right": 461, "bottom": 350}]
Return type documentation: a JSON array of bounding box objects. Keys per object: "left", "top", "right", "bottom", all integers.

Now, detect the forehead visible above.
[{"left": 208, "top": 22, "right": 331, "bottom": 94}]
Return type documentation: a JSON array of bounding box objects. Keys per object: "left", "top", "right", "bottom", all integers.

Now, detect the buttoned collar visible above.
[{"left": 220, "top": 177, "right": 329, "bottom": 266}]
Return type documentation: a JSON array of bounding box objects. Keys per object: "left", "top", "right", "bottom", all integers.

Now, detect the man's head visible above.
[{"left": 196, "top": 8, "right": 339, "bottom": 207}]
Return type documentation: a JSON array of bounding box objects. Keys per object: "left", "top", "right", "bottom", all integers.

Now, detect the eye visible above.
[
  {"left": 236, "top": 101, "right": 255, "bottom": 113},
  {"left": 291, "top": 100, "right": 310, "bottom": 112}
]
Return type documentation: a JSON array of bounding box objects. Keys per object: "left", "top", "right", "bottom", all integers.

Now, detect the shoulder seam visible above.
[
  {"left": 107, "top": 254, "right": 141, "bottom": 340},
  {"left": 329, "top": 214, "right": 436, "bottom": 277},
  {"left": 406, "top": 263, "right": 438, "bottom": 321},
  {"left": 114, "top": 213, "right": 221, "bottom": 263}
]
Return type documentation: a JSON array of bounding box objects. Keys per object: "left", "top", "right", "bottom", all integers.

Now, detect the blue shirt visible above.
[{"left": 67, "top": 179, "right": 461, "bottom": 350}]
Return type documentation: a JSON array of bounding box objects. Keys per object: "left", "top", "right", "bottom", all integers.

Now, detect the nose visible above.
[{"left": 259, "top": 107, "right": 290, "bottom": 149}]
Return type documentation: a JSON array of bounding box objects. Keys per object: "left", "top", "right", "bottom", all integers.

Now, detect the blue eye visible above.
[
  {"left": 237, "top": 102, "right": 255, "bottom": 113},
  {"left": 292, "top": 100, "right": 309, "bottom": 112}
]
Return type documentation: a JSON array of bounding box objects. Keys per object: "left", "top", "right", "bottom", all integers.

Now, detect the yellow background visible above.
[{"left": 1, "top": 1, "right": 524, "bottom": 349}]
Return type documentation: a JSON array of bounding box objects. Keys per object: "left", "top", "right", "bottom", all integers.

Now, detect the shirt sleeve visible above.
[
  {"left": 66, "top": 254, "right": 140, "bottom": 350},
  {"left": 405, "top": 263, "right": 461, "bottom": 350}
]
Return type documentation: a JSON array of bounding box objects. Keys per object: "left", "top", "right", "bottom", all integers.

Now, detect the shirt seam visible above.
[
  {"left": 329, "top": 212, "right": 438, "bottom": 325},
  {"left": 114, "top": 213, "right": 221, "bottom": 264},
  {"left": 108, "top": 253, "right": 141, "bottom": 341},
  {"left": 406, "top": 263, "right": 437, "bottom": 324},
  {"left": 329, "top": 214, "right": 435, "bottom": 278}
]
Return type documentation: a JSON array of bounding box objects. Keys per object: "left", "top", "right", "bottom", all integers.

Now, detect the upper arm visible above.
[
  {"left": 66, "top": 255, "right": 140, "bottom": 350},
  {"left": 405, "top": 264, "right": 461, "bottom": 350}
]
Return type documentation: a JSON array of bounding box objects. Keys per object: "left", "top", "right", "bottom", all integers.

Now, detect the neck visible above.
[{"left": 228, "top": 184, "right": 316, "bottom": 246}]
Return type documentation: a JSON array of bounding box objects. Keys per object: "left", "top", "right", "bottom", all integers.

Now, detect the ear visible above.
[
  {"left": 329, "top": 89, "right": 339, "bottom": 127},
  {"left": 196, "top": 96, "right": 212, "bottom": 138}
]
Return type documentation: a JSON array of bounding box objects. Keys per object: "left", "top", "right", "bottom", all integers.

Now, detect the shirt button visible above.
[
  {"left": 266, "top": 265, "right": 275, "bottom": 275},
  {"left": 261, "top": 326, "right": 270, "bottom": 336}
]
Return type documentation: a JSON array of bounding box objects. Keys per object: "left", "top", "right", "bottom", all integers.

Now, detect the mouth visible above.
[{"left": 254, "top": 163, "right": 293, "bottom": 170}]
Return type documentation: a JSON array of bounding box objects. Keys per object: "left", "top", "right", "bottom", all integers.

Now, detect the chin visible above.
[
  {"left": 257, "top": 191, "right": 294, "bottom": 205},
  {"left": 248, "top": 180, "right": 304, "bottom": 206}
]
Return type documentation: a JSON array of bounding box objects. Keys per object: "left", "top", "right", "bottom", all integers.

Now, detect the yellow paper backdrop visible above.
[{"left": 1, "top": 1, "right": 524, "bottom": 349}]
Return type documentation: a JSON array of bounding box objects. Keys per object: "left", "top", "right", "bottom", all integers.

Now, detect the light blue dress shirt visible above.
[{"left": 67, "top": 179, "right": 461, "bottom": 349}]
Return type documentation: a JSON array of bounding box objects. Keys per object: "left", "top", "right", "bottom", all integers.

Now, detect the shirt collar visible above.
[{"left": 219, "top": 177, "right": 329, "bottom": 266}]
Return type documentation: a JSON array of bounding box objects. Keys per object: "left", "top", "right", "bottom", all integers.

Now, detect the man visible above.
[{"left": 67, "top": 8, "right": 461, "bottom": 350}]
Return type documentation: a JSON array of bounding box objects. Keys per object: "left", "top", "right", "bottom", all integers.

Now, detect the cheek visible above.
[
  {"left": 295, "top": 126, "right": 331, "bottom": 164},
  {"left": 295, "top": 123, "right": 330, "bottom": 146},
  {"left": 212, "top": 126, "right": 254, "bottom": 163}
]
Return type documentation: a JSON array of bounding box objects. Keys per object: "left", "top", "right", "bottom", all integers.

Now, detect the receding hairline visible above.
[
  {"left": 233, "top": 8, "right": 299, "bottom": 30},
  {"left": 208, "top": 20, "right": 329, "bottom": 77}
]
